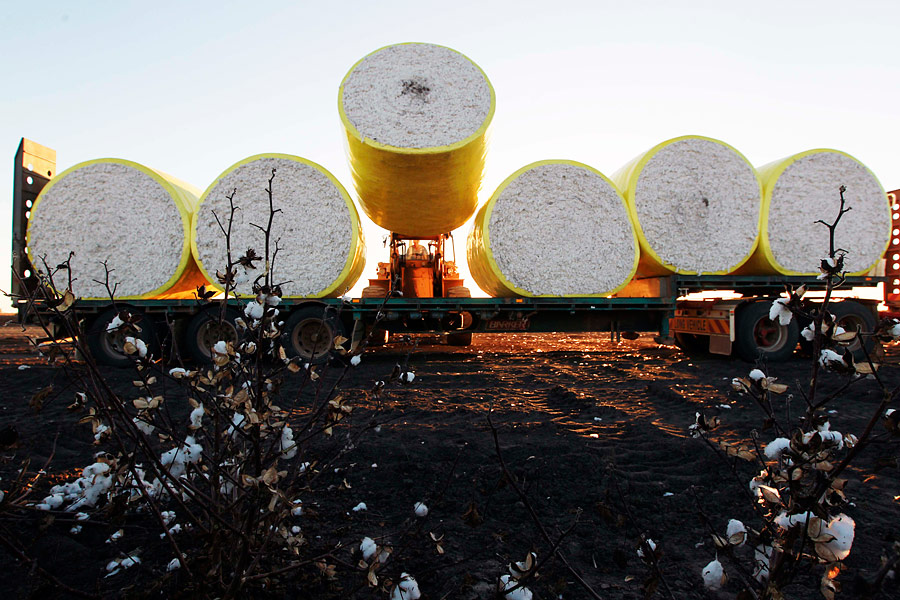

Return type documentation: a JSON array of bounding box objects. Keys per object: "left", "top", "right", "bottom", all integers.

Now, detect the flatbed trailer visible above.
[{"left": 10, "top": 139, "right": 898, "bottom": 366}]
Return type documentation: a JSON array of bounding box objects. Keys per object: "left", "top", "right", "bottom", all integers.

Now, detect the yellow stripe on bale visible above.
[
  {"left": 468, "top": 160, "right": 639, "bottom": 298},
  {"left": 612, "top": 135, "right": 762, "bottom": 276},
  {"left": 338, "top": 43, "right": 495, "bottom": 238},
  {"left": 739, "top": 149, "right": 890, "bottom": 276},
  {"left": 27, "top": 158, "right": 204, "bottom": 300},
  {"left": 191, "top": 154, "right": 365, "bottom": 298}
]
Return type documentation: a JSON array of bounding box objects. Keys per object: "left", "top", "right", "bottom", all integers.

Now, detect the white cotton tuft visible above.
[
  {"left": 134, "top": 417, "right": 155, "bottom": 436},
  {"left": 244, "top": 301, "right": 264, "bottom": 320},
  {"left": 280, "top": 426, "right": 297, "bottom": 459},
  {"left": 637, "top": 538, "right": 657, "bottom": 558},
  {"left": 390, "top": 572, "right": 422, "bottom": 600},
  {"left": 754, "top": 545, "right": 773, "bottom": 583},
  {"left": 413, "top": 502, "right": 428, "bottom": 517},
  {"left": 107, "top": 315, "right": 125, "bottom": 333},
  {"left": 817, "top": 514, "right": 855, "bottom": 562},
  {"left": 360, "top": 536, "right": 377, "bottom": 561},
  {"left": 167, "top": 558, "right": 181, "bottom": 572},
  {"left": 769, "top": 298, "right": 792, "bottom": 325},
  {"left": 189, "top": 404, "right": 205, "bottom": 429},
  {"left": 498, "top": 574, "right": 533, "bottom": 600},
  {"left": 819, "top": 348, "right": 843, "bottom": 367},
  {"left": 748, "top": 368, "right": 766, "bottom": 381},
  {"left": 212, "top": 340, "right": 228, "bottom": 355},
  {"left": 774, "top": 511, "right": 814, "bottom": 529},
  {"left": 401, "top": 371, "right": 416, "bottom": 384},
  {"left": 764, "top": 437, "right": 791, "bottom": 460},
  {"left": 352, "top": 502, "right": 368, "bottom": 512},
  {"left": 701, "top": 558, "right": 726, "bottom": 590},
  {"left": 726, "top": 519, "right": 747, "bottom": 546},
  {"left": 350, "top": 355, "right": 361, "bottom": 366},
  {"left": 125, "top": 336, "right": 147, "bottom": 358}
]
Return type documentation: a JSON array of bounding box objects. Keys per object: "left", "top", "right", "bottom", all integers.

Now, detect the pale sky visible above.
[{"left": 2, "top": 0, "right": 899, "bottom": 311}]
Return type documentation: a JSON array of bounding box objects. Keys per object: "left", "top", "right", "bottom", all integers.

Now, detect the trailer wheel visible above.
[
  {"left": 86, "top": 307, "right": 160, "bottom": 367},
  {"left": 830, "top": 300, "right": 877, "bottom": 357},
  {"left": 184, "top": 306, "right": 242, "bottom": 364},
  {"left": 446, "top": 286, "right": 473, "bottom": 346},
  {"left": 674, "top": 332, "right": 708, "bottom": 354},
  {"left": 735, "top": 301, "right": 799, "bottom": 362},
  {"left": 282, "top": 306, "right": 345, "bottom": 362}
]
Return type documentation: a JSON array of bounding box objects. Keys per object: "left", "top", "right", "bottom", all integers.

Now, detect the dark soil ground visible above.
[{"left": 0, "top": 316, "right": 898, "bottom": 599}]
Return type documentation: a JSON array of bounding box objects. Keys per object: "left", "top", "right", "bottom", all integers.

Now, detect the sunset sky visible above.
[{"left": 2, "top": 0, "right": 899, "bottom": 310}]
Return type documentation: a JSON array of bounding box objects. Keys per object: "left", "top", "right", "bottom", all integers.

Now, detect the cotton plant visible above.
[{"left": 691, "top": 188, "right": 898, "bottom": 599}]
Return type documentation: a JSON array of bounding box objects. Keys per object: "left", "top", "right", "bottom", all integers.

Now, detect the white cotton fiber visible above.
[
  {"left": 193, "top": 155, "right": 365, "bottom": 298},
  {"left": 468, "top": 161, "right": 637, "bottom": 297},
  {"left": 341, "top": 43, "right": 492, "bottom": 149},
  {"left": 759, "top": 150, "right": 889, "bottom": 275},
  {"left": 27, "top": 160, "right": 201, "bottom": 299},
  {"left": 613, "top": 136, "right": 762, "bottom": 275}
]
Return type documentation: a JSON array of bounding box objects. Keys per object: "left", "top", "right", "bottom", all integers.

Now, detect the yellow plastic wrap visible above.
[
  {"left": 611, "top": 135, "right": 762, "bottom": 276},
  {"left": 467, "top": 160, "right": 639, "bottom": 297},
  {"left": 191, "top": 154, "right": 365, "bottom": 298},
  {"left": 338, "top": 43, "right": 495, "bottom": 237},
  {"left": 27, "top": 158, "right": 205, "bottom": 300},
  {"left": 739, "top": 149, "right": 890, "bottom": 276}
]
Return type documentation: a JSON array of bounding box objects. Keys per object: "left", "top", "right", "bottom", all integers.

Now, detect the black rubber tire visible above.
[
  {"left": 674, "top": 332, "right": 708, "bottom": 354},
  {"left": 734, "top": 301, "right": 799, "bottom": 362},
  {"left": 281, "top": 305, "right": 345, "bottom": 362},
  {"left": 446, "top": 286, "right": 473, "bottom": 346},
  {"left": 830, "top": 300, "right": 878, "bottom": 357},
  {"left": 184, "top": 306, "right": 242, "bottom": 364},
  {"left": 85, "top": 306, "right": 160, "bottom": 367}
]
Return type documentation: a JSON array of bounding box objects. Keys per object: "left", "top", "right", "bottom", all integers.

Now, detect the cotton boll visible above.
[
  {"left": 291, "top": 499, "right": 303, "bottom": 517},
  {"left": 390, "top": 572, "right": 421, "bottom": 600},
  {"left": 244, "top": 301, "right": 264, "bottom": 320},
  {"left": 753, "top": 544, "right": 773, "bottom": 583},
  {"left": 212, "top": 340, "right": 228, "bottom": 355},
  {"left": 353, "top": 502, "right": 367, "bottom": 512},
  {"left": 360, "top": 537, "right": 377, "bottom": 561},
  {"left": 749, "top": 369, "right": 766, "bottom": 381},
  {"left": 701, "top": 558, "right": 726, "bottom": 590},
  {"left": 167, "top": 558, "right": 181, "bottom": 572},
  {"left": 161, "top": 511, "right": 176, "bottom": 525},
  {"left": 41, "top": 493, "right": 64, "bottom": 509},
  {"left": 350, "top": 355, "right": 361, "bottom": 366},
  {"left": 769, "top": 298, "right": 792, "bottom": 325},
  {"left": 169, "top": 367, "right": 187, "bottom": 378},
  {"left": 69, "top": 525, "right": 82, "bottom": 535},
  {"left": 726, "top": 519, "right": 746, "bottom": 546},
  {"left": 774, "top": 511, "right": 813, "bottom": 529},
  {"left": 125, "top": 337, "right": 147, "bottom": 358},
  {"left": 134, "top": 417, "right": 155, "bottom": 436},
  {"left": 413, "top": 502, "right": 428, "bottom": 517},
  {"left": 816, "top": 514, "right": 855, "bottom": 562},
  {"left": 189, "top": 404, "right": 205, "bottom": 429},
  {"left": 498, "top": 574, "right": 533, "bottom": 600},
  {"left": 637, "top": 538, "right": 657, "bottom": 559},
  {"left": 107, "top": 315, "right": 125, "bottom": 333},
  {"left": 280, "top": 426, "right": 297, "bottom": 459},
  {"left": 764, "top": 438, "right": 791, "bottom": 460}
]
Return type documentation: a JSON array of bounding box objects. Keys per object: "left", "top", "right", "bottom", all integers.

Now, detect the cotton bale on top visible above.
[
  {"left": 26, "top": 159, "right": 204, "bottom": 299},
  {"left": 192, "top": 154, "right": 365, "bottom": 298},
  {"left": 468, "top": 160, "right": 638, "bottom": 297},
  {"left": 741, "top": 149, "right": 890, "bottom": 275},
  {"left": 339, "top": 42, "right": 495, "bottom": 237},
  {"left": 612, "top": 135, "right": 762, "bottom": 276}
]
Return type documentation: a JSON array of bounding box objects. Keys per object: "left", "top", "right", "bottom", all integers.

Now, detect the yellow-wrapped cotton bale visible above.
[
  {"left": 741, "top": 149, "right": 890, "bottom": 275},
  {"left": 192, "top": 154, "right": 365, "bottom": 298},
  {"left": 612, "top": 135, "right": 762, "bottom": 275},
  {"left": 27, "top": 159, "right": 204, "bottom": 300},
  {"left": 339, "top": 42, "right": 495, "bottom": 237},
  {"left": 468, "top": 160, "right": 638, "bottom": 297}
]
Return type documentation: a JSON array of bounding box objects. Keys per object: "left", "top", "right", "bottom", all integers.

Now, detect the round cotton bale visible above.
[
  {"left": 26, "top": 159, "right": 203, "bottom": 300},
  {"left": 612, "top": 135, "right": 762, "bottom": 275},
  {"left": 339, "top": 42, "right": 495, "bottom": 237},
  {"left": 468, "top": 160, "right": 638, "bottom": 297},
  {"left": 192, "top": 154, "right": 365, "bottom": 298},
  {"left": 743, "top": 149, "right": 890, "bottom": 275}
]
